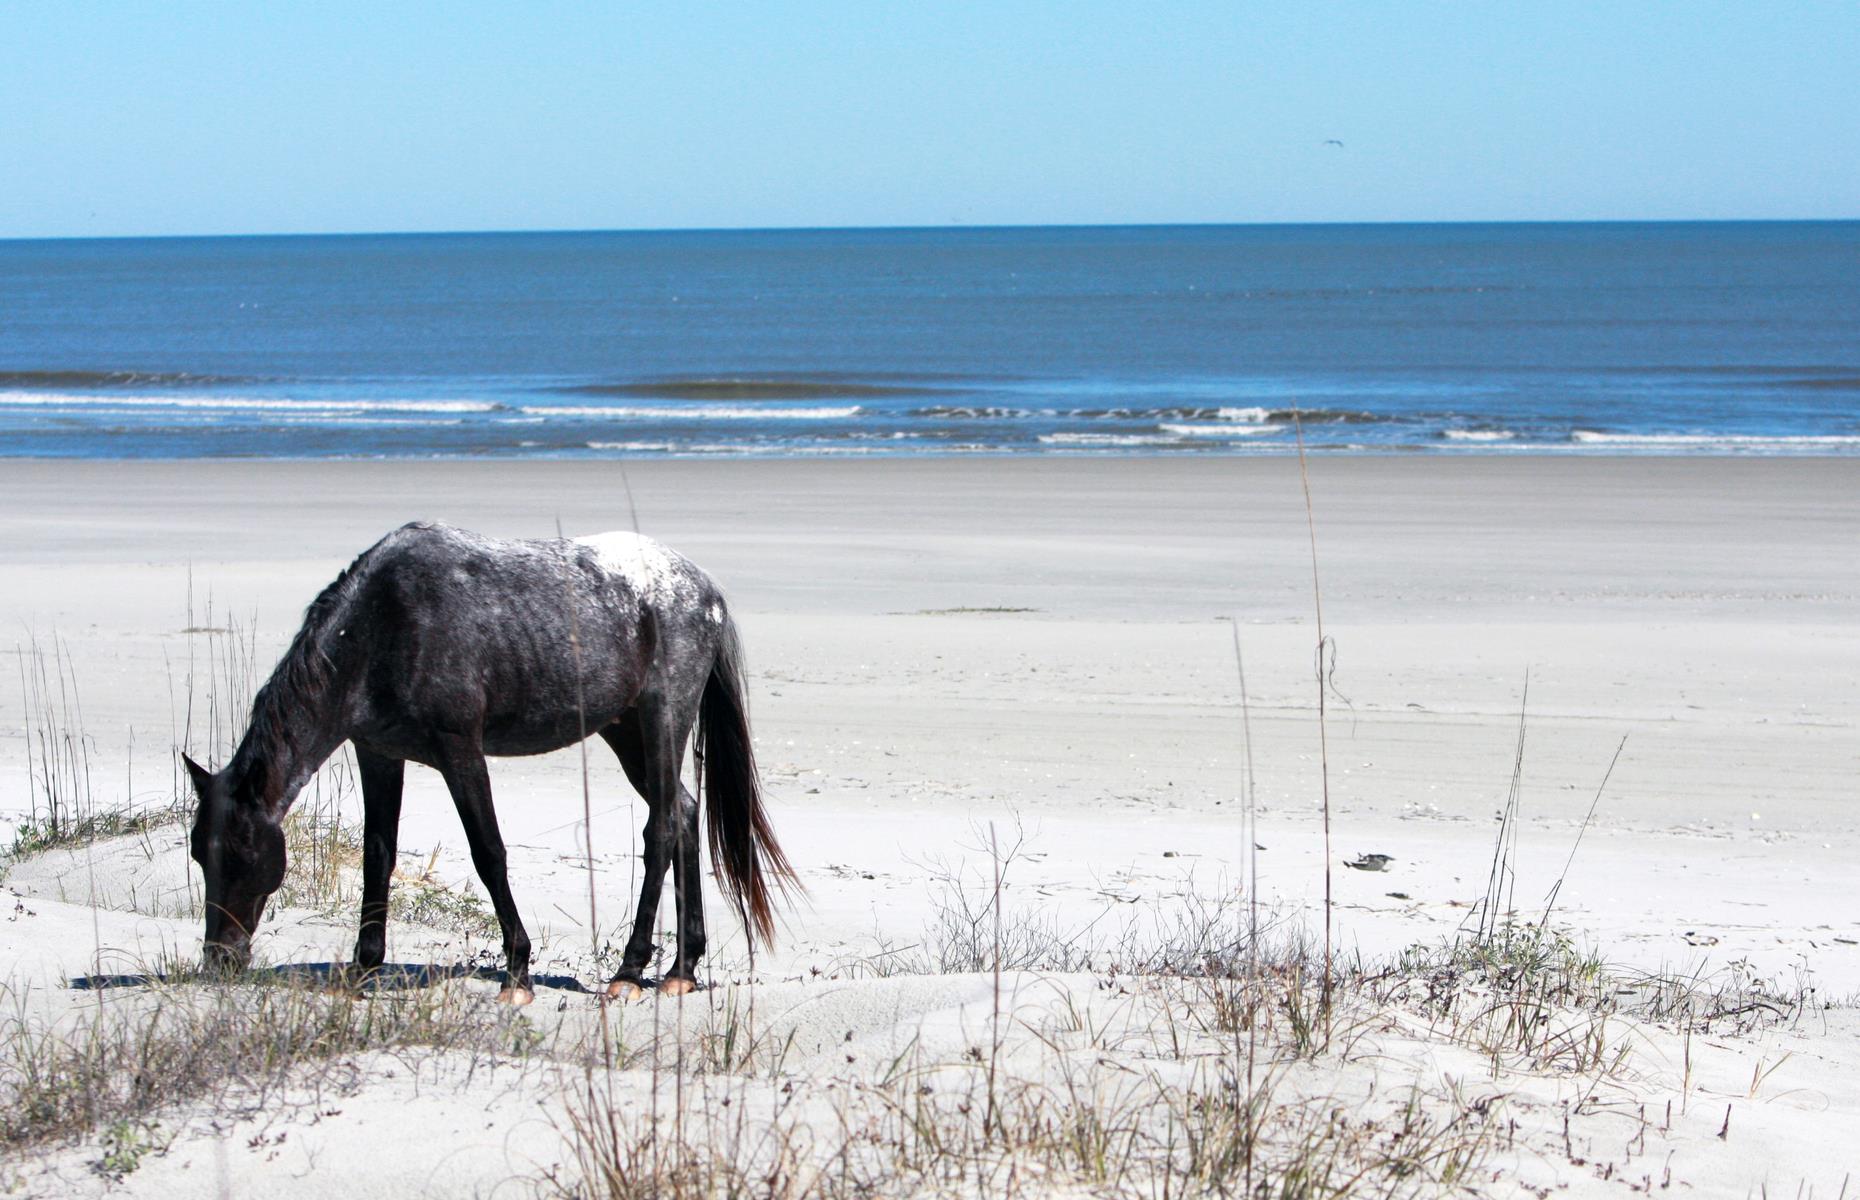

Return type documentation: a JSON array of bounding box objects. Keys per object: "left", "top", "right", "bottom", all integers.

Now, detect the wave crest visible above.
[{"left": 1157, "top": 422, "right": 1285, "bottom": 438}]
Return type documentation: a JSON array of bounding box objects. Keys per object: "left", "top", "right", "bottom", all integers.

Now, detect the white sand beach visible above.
[{"left": 2, "top": 456, "right": 1857, "bottom": 1196}]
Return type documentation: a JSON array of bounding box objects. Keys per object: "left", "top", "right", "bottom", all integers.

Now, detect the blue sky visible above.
[{"left": 2, "top": 2, "right": 1855, "bottom": 237}]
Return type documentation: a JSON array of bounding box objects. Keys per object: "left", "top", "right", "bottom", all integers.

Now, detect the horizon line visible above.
[{"left": 5, "top": 215, "right": 1858, "bottom": 245}]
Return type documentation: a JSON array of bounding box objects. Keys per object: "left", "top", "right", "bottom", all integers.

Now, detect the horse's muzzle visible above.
[{"left": 203, "top": 938, "right": 252, "bottom": 975}]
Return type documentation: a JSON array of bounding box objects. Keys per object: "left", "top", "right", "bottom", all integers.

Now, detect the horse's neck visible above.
[
  {"left": 231, "top": 734, "right": 336, "bottom": 818},
  {"left": 230, "top": 671, "right": 352, "bottom": 817}
]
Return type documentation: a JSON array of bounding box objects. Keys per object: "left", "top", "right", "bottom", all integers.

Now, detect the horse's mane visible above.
[{"left": 229, "top": 539, "right": 380, "bottom": 803}]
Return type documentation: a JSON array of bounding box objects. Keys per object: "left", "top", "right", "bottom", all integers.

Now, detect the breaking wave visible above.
[{"left": 1157, "top": 422, "right": 1285, "bottom": 438}]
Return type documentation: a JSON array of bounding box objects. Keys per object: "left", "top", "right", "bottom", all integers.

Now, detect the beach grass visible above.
[{"left": 0, "top": 967, "right": 536, "bottom": 1166}]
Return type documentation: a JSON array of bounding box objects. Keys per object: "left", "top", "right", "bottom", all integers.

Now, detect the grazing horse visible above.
[{"left": 181, "top": 521, "right": 794, "bottom": 1005}]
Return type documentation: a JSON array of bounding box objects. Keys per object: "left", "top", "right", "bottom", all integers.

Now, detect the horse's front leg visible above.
[
  {"left": 351, "top": 745, "right": 405, "bottom": 982},
  {"left": 432, "top": 732, "right": 533, "bottom": 1005}
]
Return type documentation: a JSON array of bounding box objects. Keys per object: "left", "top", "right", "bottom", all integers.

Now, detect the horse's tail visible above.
[{"left": 698, "top": 612, "right": 797, "bottom": 948}]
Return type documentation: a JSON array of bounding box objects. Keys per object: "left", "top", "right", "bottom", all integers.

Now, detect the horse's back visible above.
[
  {"left": 343, "top": 523, "right": 727, "bottom": 755},
  {"left": 367, "top": 522, "right": 719, "bottom": 610}
]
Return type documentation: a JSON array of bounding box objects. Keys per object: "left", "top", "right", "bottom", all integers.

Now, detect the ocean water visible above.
[{"left": 2, "top": 222, "right": 1856, "bottom": 458}]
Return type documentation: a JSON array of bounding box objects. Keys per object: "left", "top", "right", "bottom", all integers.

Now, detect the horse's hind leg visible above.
[
  {"left": 431, "top": 732, "right": 533, "bottom": 1006},
  {"left": 601, "top": 706, "right": 706, "bottom": 999},
  {"left": 659, "top": 719, "right": 706, "bottom": 994},
  {"left": 666, "top": 775, "right": 706, "bottom": 991},
  {"left": 351, "top": 745, "right": 405, "bottom": 982},
  {"left": 600, "top": 718, "right": 666, "bottom": 999}
]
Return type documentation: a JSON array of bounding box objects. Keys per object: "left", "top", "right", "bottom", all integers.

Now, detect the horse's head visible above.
[{"left": 183, "top": 754, "right": 286, "bottom": 972}]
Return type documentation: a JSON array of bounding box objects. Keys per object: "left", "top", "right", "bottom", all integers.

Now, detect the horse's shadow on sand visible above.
[{"left": 71, "top": 962, "right": 596, "bottom": 995}]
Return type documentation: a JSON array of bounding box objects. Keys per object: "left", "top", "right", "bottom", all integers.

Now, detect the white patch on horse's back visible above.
[
  {"left": 575, "top": 531, "right": 695, "bottom": 605},
  {"left": 707, "top": 601, "right": 724, "bottom": 624}
]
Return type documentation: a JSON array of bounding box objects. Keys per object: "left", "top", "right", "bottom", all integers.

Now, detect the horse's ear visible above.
[{"left": 181, "top": 754, "right": 214, "bottom": 799}]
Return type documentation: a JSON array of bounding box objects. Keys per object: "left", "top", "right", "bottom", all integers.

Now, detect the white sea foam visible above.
[
  {"left": 1571, "top": 431, "right": 1860, "bottom": 447},
  {"left": 1214, "top": 406, "right": 1274, "bottom": 423},
  {"left": 1039, "top": 432, "right": 1186, "bottom": 447},
  {"left": 1442, "top": 429, "right": 1517, "bottom": 441},
  {"left": 524, "top": 403, "right": 863, "bottom": 420},
  {"left": 1158, "top": 422, "right": 1284, "bottom": 438}
]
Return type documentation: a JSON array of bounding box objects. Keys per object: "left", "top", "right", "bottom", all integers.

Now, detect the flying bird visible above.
[{"left": 1323, "top": 139, "right": 1344, "bottom": 148}]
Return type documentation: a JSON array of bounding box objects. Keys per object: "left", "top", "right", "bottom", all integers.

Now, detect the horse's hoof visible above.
[
  {"left": 660, "top": 976, "right": 698, "bottom": 997},
  {"left": 334, "top": 964, "right": 374, "bottom": 991},
  {"left": 606, "top": 979, "right": 645, "bottom": 1002},
  {"left": 496, "top": 985, "right": 535, "bottom": 1007},
  {"left": 326, "top": 977, "right": 365, "bottom": 999}
]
